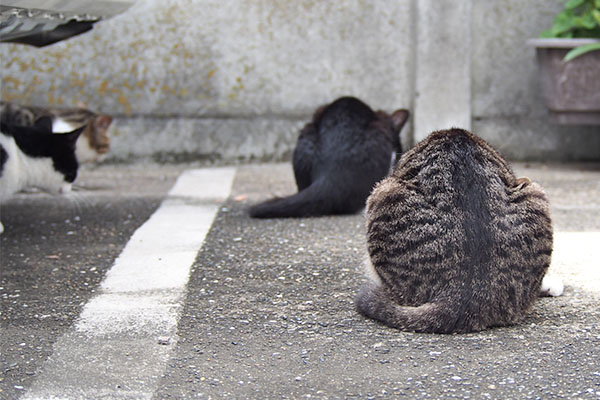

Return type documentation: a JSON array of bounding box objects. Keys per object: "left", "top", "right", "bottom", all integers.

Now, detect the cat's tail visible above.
[
  {"left": 248, "top": 179, "right": 346, "bottom": 218},
  {"left": 355, "top": 281, "right": 465, "bottom": 334}
]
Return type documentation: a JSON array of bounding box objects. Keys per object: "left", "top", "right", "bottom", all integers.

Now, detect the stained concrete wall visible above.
[
  {"left": 414, "top": 0, "right": 471, "bottom": 141},
  {"left": 1, "top": 0, "right": 599, "bottom": 162},
  {"left": 471, "top": 0, "right": 600, "bottom": 161}
]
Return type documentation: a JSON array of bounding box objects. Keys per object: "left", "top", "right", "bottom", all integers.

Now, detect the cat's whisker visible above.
[{"left": 65, "top": 190, "right": 93, "bottom": 216}]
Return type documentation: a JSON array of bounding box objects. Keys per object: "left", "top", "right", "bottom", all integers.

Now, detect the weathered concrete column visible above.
[{"left": 413, "top": 0, "right": 472, "bottom": 143}]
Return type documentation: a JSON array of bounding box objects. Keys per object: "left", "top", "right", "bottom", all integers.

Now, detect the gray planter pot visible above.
[{"left": 528, "top": 38, "right": 600, "bottom": 125}]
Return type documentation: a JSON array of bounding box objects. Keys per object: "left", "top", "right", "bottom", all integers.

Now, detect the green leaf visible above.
[
  {"left": 552, "top": 18, "right": 574, "bottom": 36},
  {"left": 563, "top": 42, "right": 600, "bottom": 61},
  {"left": 576, "top": 14, "right": 597, "bottom": 29},
  {"left": 540, "top": 0, "right": 600, "bottom": 39},
  {"left": 540, "top": 29, "right": 555, "bottom": 38},
  {"left": 593, "top": 9, "right": 600, "bottom": 25},
  {"left": 565, "top": 0, "right": 586, "bottom": 9}
]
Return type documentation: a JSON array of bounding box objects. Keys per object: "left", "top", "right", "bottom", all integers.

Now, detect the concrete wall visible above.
[
  {"left": 1, "top": 0, "right": 599, "bottom": 162},
  {"left": 471, "top": 0, "right": 600, "bottom": 161}
]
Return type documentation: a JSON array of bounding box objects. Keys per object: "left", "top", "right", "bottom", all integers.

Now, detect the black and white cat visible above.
[
  {"left": 249, "top": 97, "right": 410, "bottom": 218},
  {"left": 0, "top": 101, "right": 112, "bottom": 163},
  {"left": 0, "top": 117, "right": 84, "bottom": 233}
]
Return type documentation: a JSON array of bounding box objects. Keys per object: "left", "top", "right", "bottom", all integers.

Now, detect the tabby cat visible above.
[
  {"left": 0, "top": 101, "right": 112, "bottom": 163},
  {"left": 0, "top": 117, "right": 84, "bottom": 233},
  {"left": 249, "top": 96, "right": 410, "bottom": 218},
  {"left": 356, "top": 128, "right": 558, "bottom": 333}
]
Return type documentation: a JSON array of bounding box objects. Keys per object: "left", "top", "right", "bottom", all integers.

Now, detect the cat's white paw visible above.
[
  {"left": 0, "top": 221, "right": 4, "bottom": 234},
  {"left": 539, "top": 275, "right": 564, "bottom": 297},
  {"left": 60, "top": 183, "right": 72, "bottom": 194}
]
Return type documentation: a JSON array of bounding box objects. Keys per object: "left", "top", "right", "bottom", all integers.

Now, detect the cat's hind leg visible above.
[{"left": 292, "top": 123, "right": 317, "bottom": 191}]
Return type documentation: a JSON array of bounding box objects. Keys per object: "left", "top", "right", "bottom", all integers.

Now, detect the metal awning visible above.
[{"left": 0, "top": 1, "right": 134, "bottom": 47}]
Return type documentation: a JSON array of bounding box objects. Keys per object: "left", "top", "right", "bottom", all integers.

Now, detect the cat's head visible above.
[
  {"left": 373, "top": 109, "right": 410, "bottom": 154},
  {"left": 400, "top": 128, "right": 516, "bottom": 185},
  {"left": 46, "top": 105, "right": 113, "bottom": 163},
  {"left": 5, "top": 117, "right": 85, "bottom": 187},
  {"left": 42, "top": 119, "right": 86, "bottom": 184},
  {"left": 76, "top": 114, "right": 113, "bottom": 163}
]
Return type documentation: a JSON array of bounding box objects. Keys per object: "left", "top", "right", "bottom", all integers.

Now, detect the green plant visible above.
[{"left": 541, "top": 0, "right": 600, "bottom": 60}]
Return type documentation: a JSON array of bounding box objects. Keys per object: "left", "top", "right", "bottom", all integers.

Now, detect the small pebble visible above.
[{"left": 157, "top": 336, "right": 170, "bottom": 345}]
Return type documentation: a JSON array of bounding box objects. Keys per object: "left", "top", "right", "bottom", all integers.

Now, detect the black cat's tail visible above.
[
  {"left": 248, "top": 179, "right": 348, "bottom": 218},
  {"left": 355, "top": 281, "right": 466, "bottom": 334}
]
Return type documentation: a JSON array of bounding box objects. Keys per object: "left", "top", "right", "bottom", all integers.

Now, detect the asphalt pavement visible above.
[{"left": 1, "top": 161, "right": 599, "bottom": 399}]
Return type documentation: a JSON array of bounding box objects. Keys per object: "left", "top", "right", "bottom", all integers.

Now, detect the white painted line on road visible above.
[{"left": 23, "top": 167, "right": 236, "bottom": 400}]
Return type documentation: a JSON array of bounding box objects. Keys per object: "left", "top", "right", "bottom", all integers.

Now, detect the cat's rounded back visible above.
[
  {"left": 367, "top": 128, "right": 553, "bottom": 331},
  {"left": 314, "top": 97, "right": 376, "bottom": 156}
]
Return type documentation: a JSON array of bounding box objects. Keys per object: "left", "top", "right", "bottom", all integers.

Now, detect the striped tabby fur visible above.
[{"left": 356, "top": 128, "right": 553, "bottom": 333}]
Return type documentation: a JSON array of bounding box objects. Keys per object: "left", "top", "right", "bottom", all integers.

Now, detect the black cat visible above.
[{"left": 248, "top": 97, "right": 410, "bottom": 218}]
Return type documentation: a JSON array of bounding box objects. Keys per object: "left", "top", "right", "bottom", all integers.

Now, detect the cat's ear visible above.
[
  {"left": 515, "top": 177, "right": 531, "bottom": 189},
  {"left": 34, "top": 116, "right": 54, "bottom": 132},
  {"left": 77, "top": 101, "right": 88, "bottom": 109},
  {"left": 391, "top": 109, "right": 410, "bottom": 132},
  {"left": 94, "top": 115, "right": 113, "bottom": 130},
  {"left": 312, "top": 104, "right": 328, "bottom": 122}
]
